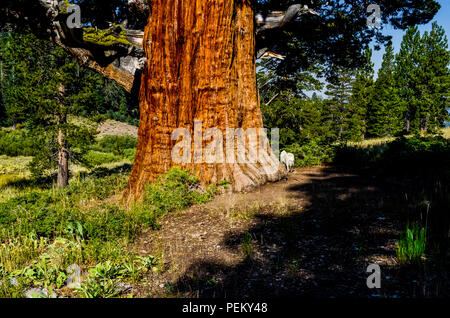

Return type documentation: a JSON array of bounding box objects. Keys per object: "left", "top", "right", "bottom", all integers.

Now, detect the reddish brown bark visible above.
[{"left": 124, "top": 0, "right": 285, "bottom": 202}]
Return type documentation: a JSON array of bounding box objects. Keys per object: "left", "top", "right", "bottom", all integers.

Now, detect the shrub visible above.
[
  {"left": 334, "top": 136, "right": 450, "bottom": 176},
  {"left": 91, "top": 135, "right": 137, "bottom": 156},
  {"left": 122, "top": 148, "right": 136, "bottom": 161},
  {"left": 83, "top": 150, "right": 123, "bottom": 166},
  {"left": 0, "top": 129, "right": 36, "bottom": 157},
  {"left": 284, "top": 140, "right": 335, "bottom": 167},
  {"left": 144, "top": 167, "right": 215, "bottom": 214}
]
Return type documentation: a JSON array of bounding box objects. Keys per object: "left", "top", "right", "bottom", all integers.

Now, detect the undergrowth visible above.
[{"left": 0, "top": 166, "right": 219, "bottom": 298}]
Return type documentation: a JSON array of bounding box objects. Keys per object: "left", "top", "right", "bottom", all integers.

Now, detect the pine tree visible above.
[
  {"left": 420, "top": 22, "right": 450, "bottom": 133},
  {"left": 0, "top": 32, "right": 32, "bottom": 128},
  {"left": 324, "top": 67, "right": 356, "bottom": 141},
  {"left": 368, "top": 42, "right": 404, "bottom": 137},
  {"left": 395, "top": 26, "right": 423, "bottom": 134},
  {"left": 395, "top": 24, "right": 449, "bottom": 134},
  {"left": 349, "top": 48, "right": 374, "bottom": 140},
  {"left": 0, "top": 31, "right": 105, "bottom": 187}
]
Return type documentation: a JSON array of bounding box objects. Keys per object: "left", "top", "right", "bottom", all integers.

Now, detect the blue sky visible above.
[{"left": 372, "top": 0, "right": 450, "bottom": 76}]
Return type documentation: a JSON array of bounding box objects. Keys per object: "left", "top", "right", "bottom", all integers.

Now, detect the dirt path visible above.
[{"left": 132, "top": 166, "right": 448, "bottom": 298}]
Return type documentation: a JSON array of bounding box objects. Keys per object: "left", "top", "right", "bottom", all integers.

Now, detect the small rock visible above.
[
  {"left": 9, "top": 278, "right": 19, "bottom": 287},
  {"left": 116, "top": 282, "right": 132, "bottom": 294},
  {"left": 24, "top": 287, "right": 48, "bottom": 298}
]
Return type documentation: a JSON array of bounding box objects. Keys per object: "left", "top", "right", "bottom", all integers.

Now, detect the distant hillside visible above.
[{"left": 98, "top": 119, "right": 138, "bottom": 138}]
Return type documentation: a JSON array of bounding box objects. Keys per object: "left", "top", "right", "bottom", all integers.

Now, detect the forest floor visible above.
[{"left": 132, "top": 166, "right": 450, "bottom": 298}]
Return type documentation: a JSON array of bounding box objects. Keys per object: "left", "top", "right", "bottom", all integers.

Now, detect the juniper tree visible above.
[{"left": 0, "top": 0, "right": 441, "bottom": 199}]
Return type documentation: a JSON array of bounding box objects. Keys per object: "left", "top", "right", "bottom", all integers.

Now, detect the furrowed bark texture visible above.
[
  {"left": 57, "top": 117, "right": 69, "bottom": 188},
  {"left": 125, "top": 0, "right": 285, "bottom": 202}
]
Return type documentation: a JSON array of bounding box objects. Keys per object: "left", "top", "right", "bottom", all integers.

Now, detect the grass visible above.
[
  {"left": 347, "top": 127, "right": 450, "bottom": 149},
  {"left": 0, "top": 157, "right": 221, "bottom": 297},
  {"left": 347, "top": 136, "right": 396, "bottom": 148},
  {"left": 0, "top": 156, "right": 32, "bottom": 176},
  {"left": 443, "top": 127, "right": 450, "bottom": 139},
  {"left": 0, "top": 125, "right": 223, "bottom": 298},
  {"left": 0, "top": 125, "right": 448, "bottom": 298},
  {"left": 242, "top": 232, "right": 253, "bottom": 259}
]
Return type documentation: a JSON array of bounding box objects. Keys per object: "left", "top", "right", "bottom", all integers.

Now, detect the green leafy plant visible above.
[
  {"left": 144, "top": 167, "right": 216, "bottom": 215},
  {"left": 12, "top": 254, "right": 67, "bottom": 289},
  {"left": 397, "top": 223, "right": 427, "bottom": 264},
  {"left": 76, "top": 277, "right": 120, "bottom": 298},
  {"left": 89, "top": 261, "right": 122, "bottom": 280},
  {"left": 136, "top": 255, "right": 161, "bottom": 272}
]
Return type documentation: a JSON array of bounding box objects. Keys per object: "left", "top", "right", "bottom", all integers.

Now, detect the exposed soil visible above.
[
  {"left": 131, "top": 166, "right": 450, "bottom": 298},
  {"left": 97, "top": 120, "right": 138, "bottom": 138}
]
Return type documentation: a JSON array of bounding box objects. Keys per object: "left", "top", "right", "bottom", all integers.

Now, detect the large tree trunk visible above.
[{"left": 124, "top": 0, "right": 285, "bottom": 202}]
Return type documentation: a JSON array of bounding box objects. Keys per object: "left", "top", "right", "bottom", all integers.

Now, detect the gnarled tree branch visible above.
[
  {"left": 256, "top": 4, "right": 319, "bottom": 33},
  {"left": 37, "top": 0, "right": 145, "bottom": 93},
  {"left": 1, "top": 1, "right": 315, "bottom": 91},
  {"left": 256, "top": 4, "right": 320, "bottom": 60}
]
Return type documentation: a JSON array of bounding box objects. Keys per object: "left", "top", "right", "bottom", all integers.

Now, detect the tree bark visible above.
[
  {"left": 57, "top": 115, "right": 69, "bottom": 188},
  {"left": 124, "top": 0, "right": 286, "bottom": 202}
]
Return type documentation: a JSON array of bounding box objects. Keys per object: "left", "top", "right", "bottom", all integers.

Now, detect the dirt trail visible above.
[{"left": 132, "top": 166, "right": 448, "bottom": 298}]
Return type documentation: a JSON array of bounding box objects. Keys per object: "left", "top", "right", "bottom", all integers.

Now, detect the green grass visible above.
[
  {"left": 443, "top": 127, "right": 450, "bottom": 139},
  {"left": 0, "top": 161, "right": 221, "bottom": 297},
  {"left": 242, "top": 232, "right": 253, "bottom": 259},
  {"left": 0, "top": 155, "right": 32, "bottom": 175}
]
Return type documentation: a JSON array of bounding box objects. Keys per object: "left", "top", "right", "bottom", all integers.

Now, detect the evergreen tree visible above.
[
  {"left": 0, "top": 31, "right": 105, "bottom": 187},
  {"left": 395, "top": 26, "right": 422, "bottom": 134},
  {"left": 420, "top": 22, "right": 450, "bottom": 132},
  {"left": 368, "top": 42, "right": 404, "bottom": 137},
  {"left": 395, "top": 24, "right": 449, "bottom": 134},
  {"left": 349, "top": 48, "right": 374, "bottom": 140},
  {"left": 324, "top": 67, "right": 356, "bottom": 141},
  {"left": 0, "top": 32, "right": 32, "bottom": 128}
]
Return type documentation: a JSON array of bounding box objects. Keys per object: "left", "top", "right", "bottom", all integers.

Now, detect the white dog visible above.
[{"left": 280, "top": 150, "right": 295, "bottom": 172}]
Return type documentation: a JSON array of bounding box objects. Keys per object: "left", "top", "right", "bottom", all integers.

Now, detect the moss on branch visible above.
[
  {"left": 58, "top": 0, "right": 72, "bottom": 14},
  {"left": 82, "top": 26, "right": 132, "bottom": 47}
]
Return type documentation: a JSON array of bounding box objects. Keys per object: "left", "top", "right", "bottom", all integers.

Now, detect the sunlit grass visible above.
[
  {"left": 0, "top": 155, "right": 32, "bottom": 175},
  {"left": 347, "top": 128, "right": 450, "bottom": 149},
  {"left": 347, "top": 137, "right": 395, "bottom": 148},
  {"left": 443, "top": 127, "right": 450, "bottom": 139}
]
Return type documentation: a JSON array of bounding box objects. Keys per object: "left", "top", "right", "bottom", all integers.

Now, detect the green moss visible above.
[
  {"left": 58, "top": 0, "right": 72, "bottom": 14},
  {"left": 82, "top": 26, "right": 132, "bottom": 47}
]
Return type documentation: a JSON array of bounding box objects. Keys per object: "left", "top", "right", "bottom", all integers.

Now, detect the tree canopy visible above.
[{"left": 0, "top": 0, "right": 441, "bottom": 91}]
